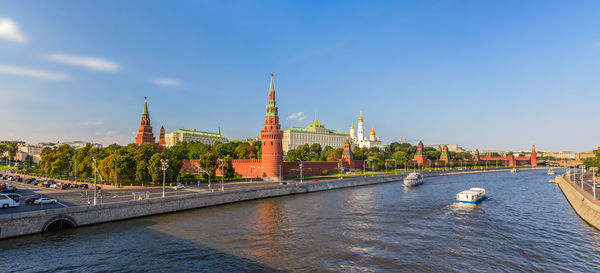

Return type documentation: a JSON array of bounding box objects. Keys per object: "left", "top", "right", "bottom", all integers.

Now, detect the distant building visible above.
[
  {"left": 539, "top": 151, "right": 594, "bottom": 160},
  {"left": 59, "top": 141, "right": 102, "bottom": 149},
  {"left": 349, "top": 112, "right": 382, "bottom": 149},
  {"left": 165, "top": 128, "right": 229, "bottom": 147},
  {"left": 425, "top": 144, "right": 465, "bottom": 153},
  {"left": 282, "top": 118, "right": 349, "bottom": 153}
]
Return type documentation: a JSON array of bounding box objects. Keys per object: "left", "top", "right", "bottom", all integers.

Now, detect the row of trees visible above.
[
  {"left": 35, "top": 140, "right": 262, "bottom": 185},
  {"left": 285, "top": 142, "right": 475, "bottom": 171},
  {"left": 583, "top": 148, "right": 600, "bottom": 169},
  {"left": 33, "top": 139, "right": 487, "bottom": 182}
]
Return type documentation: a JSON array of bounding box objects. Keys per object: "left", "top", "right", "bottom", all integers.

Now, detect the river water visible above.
[{"left": 3, "top": 169, "right": 600, "bottom": 272}]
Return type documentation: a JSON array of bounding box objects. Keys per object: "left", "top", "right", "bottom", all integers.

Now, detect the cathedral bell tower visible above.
[{"left": 260, "top": 73, "right": 283, "bottom": 181}]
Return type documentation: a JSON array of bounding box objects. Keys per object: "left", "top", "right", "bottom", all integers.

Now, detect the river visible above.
[{"left": 2, "top": 169, "right": 600, "bottom": 272}]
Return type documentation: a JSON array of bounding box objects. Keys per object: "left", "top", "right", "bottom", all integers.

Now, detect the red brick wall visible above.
[
  {"left": 230, "top": 159, "right": 263, "bottom": 178},
  {"left": 282, "top": 160, "right": 364, "bottom": 177}
]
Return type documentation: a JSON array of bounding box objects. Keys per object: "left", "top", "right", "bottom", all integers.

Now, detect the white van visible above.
[{"left": 0, "top": 193, "right": 21, "bottom": 208}]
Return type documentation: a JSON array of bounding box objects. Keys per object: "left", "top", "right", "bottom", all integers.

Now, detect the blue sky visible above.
[{"left": 1, "top": 0, "right": 600, "bottom": 151}]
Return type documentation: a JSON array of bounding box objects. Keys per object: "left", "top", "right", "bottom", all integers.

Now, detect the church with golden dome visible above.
[{"left": 349, "top": 111, "right": 383, "bottom": 149}]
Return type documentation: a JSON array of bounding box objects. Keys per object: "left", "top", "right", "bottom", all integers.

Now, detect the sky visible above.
[{"left": 1, "top": 0, "right": 600, "bottom": 152}]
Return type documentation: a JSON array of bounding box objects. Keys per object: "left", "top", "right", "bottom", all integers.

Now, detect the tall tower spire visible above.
[
  {"left": 135, "top": 96, "right": 156, "bottom": 145},
  {"left": 261, "top": 73, "right": 283, "bottom": 181}
]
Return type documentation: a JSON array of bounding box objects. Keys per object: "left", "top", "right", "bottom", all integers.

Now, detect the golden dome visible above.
[
  {"left": 358, "top": 116, "right": 364, "bottom": 122},
  {"left": 370, "top": 129, "right": 375, "bottom": 135},
  {"left": 350, "top": 125, "right": 355, "bottom": 129}
]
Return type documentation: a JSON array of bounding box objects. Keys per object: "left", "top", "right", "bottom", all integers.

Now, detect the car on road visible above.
[
  {"left": 0, "top": 193, "right": 21, "bottom": 208},
  {"left": 25, "top": 197, "right": 39, "bottom": 204},
  {"left": 173, "top": 183, "right": 185, "bottom": 190},
  {"left": 34, "top": 198, "right": 58, "bottom": 205},
  {"left": 312, "top": 179, "right": 319, "bottom": 181}
]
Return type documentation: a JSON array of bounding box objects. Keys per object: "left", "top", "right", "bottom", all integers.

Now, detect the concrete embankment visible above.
[
  {"left": 556, "top": 175, "right": 600, "bottom": 230},
  {"left": 0, "top": 167, "right": 543, "bottom": 240}
]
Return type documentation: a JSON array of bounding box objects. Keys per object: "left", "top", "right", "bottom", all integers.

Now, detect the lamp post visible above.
[
  {"left": 92, "top": 157, "right": 97, "bottom": 206},
  {"left": 591, "top": 167, "right": 598, "bottom": 200},
  {"left": 581, "top": 165, "right": 585, "bottom": 190},
  {"left": 338, "top": 159, "right": 343, "bottom": 180},
  {"left": 219, "top": 159, "right": 224, "bottom": 191},
  {"left": 160, "top": 159, "right": 169, "bottom": 198},
  {"left": 299, "top": 159, "right": 303, "bottom": 183},
  {"left": 113, "top": 157, "right": 118, "bottom": 189}
]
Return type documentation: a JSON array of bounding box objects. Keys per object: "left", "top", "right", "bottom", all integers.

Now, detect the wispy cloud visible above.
[
  {"left": 151, "top": 77, "right": 183, "bottom": 88},
  {"left": 287, "top": 111, "right": 306, "bottom": 121},
  {"left": 0, "top": 65, "right": 68, "bottom": 80},
  {"left": 0, "top": 18, "right": 26, "bottom": 43},
  {"left": 43, "top": 53, "right": 120, "bottom": 72},
  {"left": 79, "top": 120, "right": 104, "bottom": 127}
]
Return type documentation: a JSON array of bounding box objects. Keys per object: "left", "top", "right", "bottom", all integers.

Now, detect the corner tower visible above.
[
  {"left": 530, "top": 144, "right": 537, "bottom": 166},
  {"left": 260, "top": 73, "right": 283, "bottom": 181},
  {"left": 135, "top": 97, "right": 156, "bottom": 145}
]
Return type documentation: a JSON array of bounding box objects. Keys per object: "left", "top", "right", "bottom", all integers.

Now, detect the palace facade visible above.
[
  {"left": 165, "top": 128, "right": 229, "bottom": 147},
  {"left": 282, "top": 119, "right": 348, "bottom": 153}
]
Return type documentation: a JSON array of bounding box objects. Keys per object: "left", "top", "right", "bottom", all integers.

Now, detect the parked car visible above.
[
  {"left": 70, "top": 184, "right": 79, "bottom": 188},
  {"left": 34, "top": 198, "right": 57, "bottom": 205},
  {"left": 90, "top": 186, "right": 102, "bottom": 190},
  {"left": 61, "top": 184, "right": 71, "bottom": 190},
  {"left": 25, "top": 198, "right": 38, "bottom": 204},
  {"left": 80, "top": 184, "right": 89, "bottom": 189},
  {"left": 50, "top": 183, "right": 59, "bottom": 189}
]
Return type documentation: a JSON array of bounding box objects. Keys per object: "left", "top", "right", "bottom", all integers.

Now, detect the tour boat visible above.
[
  {"left": 547, "top": 169, "right": 555, "bottom": 175},
  {"left": 403, "top": 172, "right": 424, "bottom": 187},
  {"left": 510, "top": 168, "right": 518, "bottom": 173},
  {"left": 455, "top": 188, "right": 486, "bottom": 205}
]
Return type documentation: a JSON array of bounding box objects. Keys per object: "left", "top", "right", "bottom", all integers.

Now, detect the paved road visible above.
[{"left": 0, "top": 169, "right": 353, "bottom": 215}]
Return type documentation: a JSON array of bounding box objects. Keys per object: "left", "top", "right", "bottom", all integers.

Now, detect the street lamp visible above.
[
  {"left": 113, "top": 157, "right": 118, "bottom": 189},
  {"left": 160, "top": 159, "right": 169, "bottom": 198},
  {"left": 219, "top": 159, "right": 224, "bottom": 191},
  {"left": 591, "top": 167, "right": 598, "bottom": 200},
  {"left": 92, "top": 157, "right": 98, "bottom": 206},
  {"left": 299, "top": 159, "right": 304, "bottom": 183}
]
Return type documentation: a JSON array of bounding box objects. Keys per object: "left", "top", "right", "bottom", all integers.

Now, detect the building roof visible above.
[
  {"left": 284, "top": 126, "right": 347, "bottom": 135},
  {"left": 167, "top": 129, "right": 226, "bottom": 138}
]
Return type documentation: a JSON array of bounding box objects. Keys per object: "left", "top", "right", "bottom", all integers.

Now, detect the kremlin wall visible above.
[{"left": 137, "top": 73, "right": 537, "bottom": 181}]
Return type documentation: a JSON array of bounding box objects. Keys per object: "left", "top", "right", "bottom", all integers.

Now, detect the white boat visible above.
[
  {"left": 456, "top": 188, "right": 486, "bottom": 205},
  {"left": 403, "top": 172, "right": 424, "bottom": 187},
  {"left": 547, "top": 169, "right": 555, "bottom": 175},
  {"left": 510, "top": 168, "right": 518, "bottom": 173}
]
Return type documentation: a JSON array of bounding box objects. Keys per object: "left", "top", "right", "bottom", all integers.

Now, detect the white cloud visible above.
[
  {"left": 105, "top": 130, "right": 113, "bottom": 136},
  {"left": 0, "top": 65, "right": 68, "bottom": 80},
  {"left": 79, "top": 120, "right": 103, "bottom": 127},
  {"left": 0, "top": 18, "right": 26, "bottom": 43},
  {"left": 288, "top": 112, "right": 306, "bottom": 122},
  {"left": 44, "top": 53, "right": 120, "bottom": 72},
  {"left": 287, "top": 112, "right": 305, "bottom": 120},
  {"left": 151, "top": 77, "right": 183, "bottom": 87}
]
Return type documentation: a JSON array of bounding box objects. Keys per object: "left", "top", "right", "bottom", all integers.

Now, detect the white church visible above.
[{"left": 349, "top": 112, "right": 383, "bottom": 149}]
